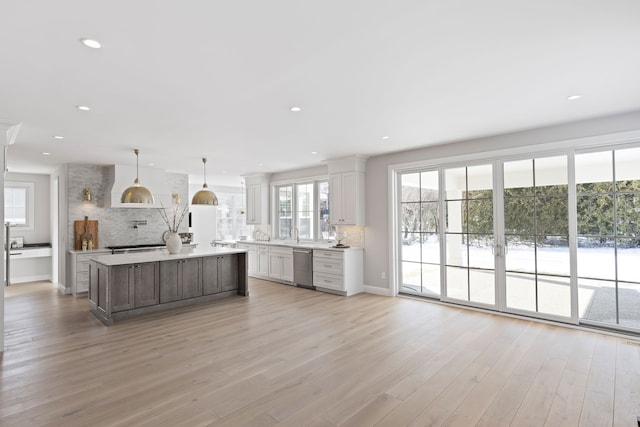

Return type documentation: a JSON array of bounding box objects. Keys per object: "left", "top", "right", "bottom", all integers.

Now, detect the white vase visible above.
[{"left": 166, "top": 232, "right": 182, "bottom": 254}]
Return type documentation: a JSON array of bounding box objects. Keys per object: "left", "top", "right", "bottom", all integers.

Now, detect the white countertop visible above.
[
  {"left": 236, "top": 240, "right": 362, "bottom": 251},
  {"left": 90, "top": 247, "right": 247, "bottom": 266}
]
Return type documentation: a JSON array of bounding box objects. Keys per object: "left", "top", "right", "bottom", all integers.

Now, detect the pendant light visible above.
[
  {"left": 192, "top": 157, "right": 218, "bottom": 205},
  {"left": 120, "top": 149, "right": 155, "bottom": 204}
]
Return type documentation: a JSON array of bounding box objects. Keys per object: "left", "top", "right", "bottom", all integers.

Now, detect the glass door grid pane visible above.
[
  {"left": 444, "top": 164, "right": 495, "bottom": 305},
  {"left": 576, "top": 147, "right": 640, "bottom": 329},
  {"left": 399, "top": 171, "right": 441, "bottom": 297},
  {"left": 503, "top": 156, "right": 571, "bottom": 317}
]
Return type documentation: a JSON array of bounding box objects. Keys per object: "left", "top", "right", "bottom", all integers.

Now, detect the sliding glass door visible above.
[
  {"left": 576, "top": 147, "right": 640, "bottom": 330},
  {"left": 444, "top": 164, "right": 496, "bottom": 307},
  {"left": 398, "top": 156, "right": 574, "bottom": 322},
  {"left": 399, "top": 171, "right": 441, "bottom": 297},
  {"left": 397, "top": 146, "right": 640, "bottom": 331},
  {"left": 503, "top": 156, "right": 571, "bottom": 318}
]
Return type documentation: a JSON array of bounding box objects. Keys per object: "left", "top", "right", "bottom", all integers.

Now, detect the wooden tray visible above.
[{"left": 74, "top": 217, "right": 99, "bottom": 250}]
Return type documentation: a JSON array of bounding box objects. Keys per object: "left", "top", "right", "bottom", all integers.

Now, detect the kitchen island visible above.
[{"left": 88, "top": 247, "right": 248, "bottom": 325}]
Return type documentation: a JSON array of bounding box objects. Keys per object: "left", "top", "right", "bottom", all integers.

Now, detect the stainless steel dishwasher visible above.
[{"left": 293, "top": 248, "right": 314, "bottom": 290}]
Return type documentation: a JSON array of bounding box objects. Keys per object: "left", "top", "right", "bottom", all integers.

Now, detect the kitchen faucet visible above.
[{"left": 290, "top": 226, "right": 300, "bottom": 243}]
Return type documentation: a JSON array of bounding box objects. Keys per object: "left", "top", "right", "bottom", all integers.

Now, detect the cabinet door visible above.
[
  {"left": 220, "top": 255, "right": 239, "bottom": 292},
  {"left": 329, "top": 174, "right": 343, "bottom": 224},
  {"left": 160, "top": 260, "right": 182, "bottom": 303},
  {"left": 135, "top": 263, "right": 159, "bottom": 308},
  {"left": 89, "top": 262, "right": 98, "bottom": 306},
  {"left": 269, "top": 253, "right": 282, "bottom": 279},
  {"left": 247, "top": 250, "right": 258, "bottom": 275},
  {"left": 202, "top": 256, "right": 221, "bottom": 295},
  {"left": 246, "top": 184, "right": 258, "bottom": 224},
  {"left": 182, "top": 258, "right": 202, "bottom": 299},
  {"left": 258, "top": 250, "right": 269, "bottom": 275},
  {"left": 111, "top": 265, "right": 135, "bottom": 312},
  {"left": 340, "top": 172, "right": 357, "bottom": 225},
  {"left": 281, "top": 254, "right": 294, "bottom": 282}
]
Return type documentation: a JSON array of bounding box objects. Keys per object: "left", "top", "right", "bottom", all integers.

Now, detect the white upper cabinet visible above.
[
  {"left": 244, "top": 174, "right": 270, "bottom": 225},
  {"left": 328, "top": 156, "right": 366, "bottom": 226}
]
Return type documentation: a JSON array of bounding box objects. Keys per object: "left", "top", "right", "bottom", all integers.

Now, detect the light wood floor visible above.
[{"left": 2, "top": 279, "right": 639, "bottom": 426}]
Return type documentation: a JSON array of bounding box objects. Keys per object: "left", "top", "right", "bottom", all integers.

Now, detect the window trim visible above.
[
  {"left": 271, "top": 176, "right": 330, "bottom": 241},
  {"left": 4, "top": 181, "right": 35, "bottom": 231}
]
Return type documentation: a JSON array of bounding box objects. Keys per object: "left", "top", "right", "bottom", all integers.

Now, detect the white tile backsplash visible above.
[{"left": 67, "top": 164, "right": 189, "bottom": 248}]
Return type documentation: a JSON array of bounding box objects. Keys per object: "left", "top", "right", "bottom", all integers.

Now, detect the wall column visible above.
[{"left": 1, "top": 121, "right": 22, "bottom": 352}]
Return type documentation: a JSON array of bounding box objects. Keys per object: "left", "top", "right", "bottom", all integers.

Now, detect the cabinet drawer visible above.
[
  {"left": 313, "top": 257, "right": 343, "bottom": 274},
  {"left": 313, "top": 250, "right": 343, "bottom": 260},
  {"left": 76, "top": 281, "right": 89, "bottom": 293},
  {"left": 77, "top": 261, "right": 90, "bottom": 273},
  {"left": 77, "top": 271, "right": 89, "bottom": 284},
  {"left": 270, "top": 246, "right": 292, "bottom": 255},
  {"left": 236, "top": 243, "right": 256, "bottom": 252},
  {"left": 313, "top": 272, "right": 344, "bottom": 291}
]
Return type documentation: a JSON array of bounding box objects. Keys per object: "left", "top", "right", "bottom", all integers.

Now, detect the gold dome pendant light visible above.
[
  {"left": 120, "top": 149, "right": 155, "bottom": 204},
  {"left": 192, "top": 157, "right": 218, "bottom": 205}
]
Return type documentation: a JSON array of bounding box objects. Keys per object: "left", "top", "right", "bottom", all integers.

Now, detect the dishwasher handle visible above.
[{"left": 292, "top": 249, "right": 312, "bottom": 254}]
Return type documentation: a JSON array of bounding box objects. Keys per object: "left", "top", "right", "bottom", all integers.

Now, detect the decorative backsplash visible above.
[
  {"left": 335, "top": 225, "right": 365, "bottom": 247},
  {"left": 67, "top": 164, "right": 189, "bottom": 248}
]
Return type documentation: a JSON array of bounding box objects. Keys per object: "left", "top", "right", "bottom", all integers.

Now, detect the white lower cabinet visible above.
[
  {"left": 268, "top": 246, "right": 293, "bottom": 283},
  {"left": 257, "top": 245, "right": 269, "bottom": 276},
  {"left": 69, "top": 249, "right": 111, "bottom": 295},
  {"left": 236, "top": 243, "right": 258, "bottom": 275},
  {"left": 313, "top": 249, "right": 363, "bottom": 296}
]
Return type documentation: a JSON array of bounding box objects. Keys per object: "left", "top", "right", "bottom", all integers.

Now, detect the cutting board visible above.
[{"left": 74, "top": 217, "right": 99, "bottom": 250}]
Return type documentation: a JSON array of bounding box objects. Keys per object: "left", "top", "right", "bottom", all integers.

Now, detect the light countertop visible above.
[
  {"left": 235, "top": 240, "right": 362, "bottom": 251},
  {"left": 90, "top": 247, "right": 247, "bottom": 266}
]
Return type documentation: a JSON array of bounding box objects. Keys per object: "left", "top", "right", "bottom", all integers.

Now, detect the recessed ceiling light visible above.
[
  {"left": 258, "top": 162, "right": 263, "bottom": 166},
  {"left": 147, "top": 163, "right": 155, "bottom": 167},
  {"left": 80, "top": 38, "right": 102, "bottom": 49},
  {"left": 290, "top": 106, "right": 302, "bottom": 112},
  {"left": 311, "top": 151, "right": 318, "bottom": 155},
  {"left": 76, "top": 105, "right": 91, "bottom": 111},
  {"left": 41, "top": 152, "right": 51, "bottom": 156},
  {"left": 382, "top": 136, "right": 390, "bottom": 140},
  {"left": 567, "top": 95, "right": 582, "bottom": 100},
  {"left": 53, "top": 135, "right": 64, "bottom": 140}
]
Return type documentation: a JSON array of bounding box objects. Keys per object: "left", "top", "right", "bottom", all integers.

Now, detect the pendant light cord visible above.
[
  {"left": 202, "top": 158, "right": 208, "bottom": 188},
  {"left": 134, "top": 148, "right": 141, "bottom": 184}
]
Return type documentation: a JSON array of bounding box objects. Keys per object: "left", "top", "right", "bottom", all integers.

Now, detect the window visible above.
[
  {"left": 215, "top": 190, "right": 253, "bottom": 240},
  {"left": 4, "top": 182, "right": 35, "bottom": 231},
  {"left": 275, "top": 180, "right": 330, "bottom": 240}
]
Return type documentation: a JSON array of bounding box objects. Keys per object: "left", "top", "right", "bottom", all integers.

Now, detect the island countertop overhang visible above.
[{"left": 90, "top": 247, "right": 247, "bottom": 266}]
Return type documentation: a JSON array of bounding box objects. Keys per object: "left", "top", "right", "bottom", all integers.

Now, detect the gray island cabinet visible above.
[{"left": 88, "top": 248, "right": 248, "bottom": 325}]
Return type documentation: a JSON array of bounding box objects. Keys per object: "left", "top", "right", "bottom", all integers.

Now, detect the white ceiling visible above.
[{"left": 2, "top": 1, "right": 640, "bottom": 186}]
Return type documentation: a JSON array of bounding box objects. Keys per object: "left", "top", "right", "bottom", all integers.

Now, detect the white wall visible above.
[
  {"left": 5, "top": 172, "right": 51, "bottom": 244},
  {"left": 364, "top": 110, "right": 640, "bottom": 292}
]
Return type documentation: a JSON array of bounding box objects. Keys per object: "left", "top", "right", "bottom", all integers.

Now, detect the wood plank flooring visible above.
[{"left": 2, "top": 279, "right": 639, "bottom": 426}]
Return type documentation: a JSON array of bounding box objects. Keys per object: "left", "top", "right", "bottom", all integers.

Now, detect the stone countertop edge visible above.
[
  {"left": 237, "top": 240, "right": 363, "bottom": 251},
  {"left": 68, "top": 243, "right": 198, "bottom": 254},
  {"left": 89, "top": 247, "right": 248, "bottom": 266}
]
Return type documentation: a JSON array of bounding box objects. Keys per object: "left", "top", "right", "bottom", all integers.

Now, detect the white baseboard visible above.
[
  {"left": 10, "top": 275, "right": 52, "bottom": 284},
  {"left": 364, "top": 284, "right": 393, "bottom": 296},
  {"left": 57, "top": 282, "right": 71, "bottom": 295}
]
